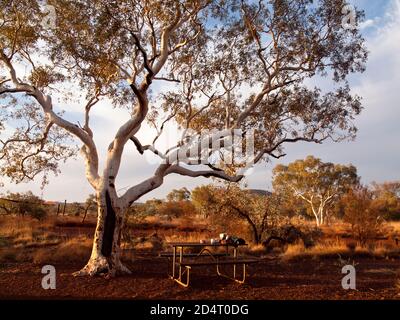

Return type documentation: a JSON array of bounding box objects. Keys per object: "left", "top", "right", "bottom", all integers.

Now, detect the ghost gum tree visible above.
[
  {"left": 0, "top": 0, "right": 367, "bottom": 275},
  {"left": 272, "top": 156, "right": 360, "bottom": 226}
]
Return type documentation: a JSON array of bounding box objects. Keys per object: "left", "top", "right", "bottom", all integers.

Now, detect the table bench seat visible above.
[
  {"left": 159, "top": 252, "right": 230, "bottom": 258},
  {"left": 177, "top": 258, "right": 259, "bottom": 267}
]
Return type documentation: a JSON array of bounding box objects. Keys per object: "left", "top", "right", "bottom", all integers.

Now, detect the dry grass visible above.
[
  {"left": 241, "top": 244, "right": 268, "bottom": 257},
  {"left": 0, "top": 216, "right": 61, "bottom": 249},
  {"left": 320, "top": 222, "right": 352, "bottom": 235},
  {"left": 2, "top": 215, "right": 400, "bottom": 265},
  {"left": 33, "top": 236, "right": 92, "bottom": 264},
  {"left": 134, "top": 241, "right": 156, "bottom": 251},
  {"left": 282, "top": 238, "right": 400, "bottom": 261},
  {"left": 388, "top": 221, "right": 400, "bottom": 232},
  {"left": 0, "top": 215, "right": 92, "bottom": 263},
  {"left": 0, "top": 247, "right": 25, "bottom": 262},
  {"left": 282, "top": 241, "right": 349, "bottom": 261},
  {"left": 164, "top": 231, "right": 212, "bottom": 243}
]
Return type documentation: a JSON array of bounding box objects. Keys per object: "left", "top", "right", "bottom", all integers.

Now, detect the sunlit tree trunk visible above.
[
  {"left": 311, "top": 206, "right": 321, "bottom": 227},
  {"left": 74, "top": 163, "right": 169, "bottom": 276},
  {"left": 74, "top": 187, "right": 130, "bottom": 276},
  {"left": 319, "top": 207, "right": 325, "bottom": 226}
]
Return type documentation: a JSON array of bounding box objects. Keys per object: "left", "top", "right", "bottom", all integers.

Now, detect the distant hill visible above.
[{"left": 247, "top": 189, "right": 272, "bottom": 196}]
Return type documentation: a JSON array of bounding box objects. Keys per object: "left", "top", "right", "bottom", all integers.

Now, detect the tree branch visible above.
[
  {"left": 165, "top": 165, "right": 244, "bottom": 183},
  {"left": 0, "top": 52, "right": 100, "bottom": 188},
  {"left": 130, "top": 136, "right": 165, "bottom": 159}
]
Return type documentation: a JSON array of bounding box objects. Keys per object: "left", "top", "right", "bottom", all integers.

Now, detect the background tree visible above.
[
  {"left": 273, "top": 156, "right": 360, "bottom": 226},
  {"left": 191, "top": 185, "right": 219, "bottom": 218},
  {"left": 157, "top": 200, "right": 196, "bottom": 219},
  {"left": 166, "top": 187, "right": 191, "bottom": 202},
  {"left": 157, "top": 187, "right": 195, "bottom": 218},
  {"left": 371, "top": 181, "right": 400, "bottom": 220},
  {"left": 0, "top": 191, "right": 46, "bottom": 220},
  {"left": 0, "top": 0, "right": 367, "bottom": 275},
  {"left": 82, "top": 193, "right": 97, "bottom": 223},
  {"left": 342, "top": 186, "right": 384, "bottom": 246},
  {"left": 71, "top": 202, "right": 84, "bottom": 217},
  {"left": 192, "top": 184, "right": 283, "bottom": 244},
  {"left": 0, "top": 198, "right": 10, "bottom": 215},
  {"left": 126, "top": 199, "right": 162, "bottom": 220}
]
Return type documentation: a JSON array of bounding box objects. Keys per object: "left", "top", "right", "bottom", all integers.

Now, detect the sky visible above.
[{"left": 1, "top": 0, "right": 400, "bottom": 202}]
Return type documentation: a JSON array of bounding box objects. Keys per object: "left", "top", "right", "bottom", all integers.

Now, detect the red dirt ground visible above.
[{"left": 1, "top": 254, "right": 400, "bottom": 300}]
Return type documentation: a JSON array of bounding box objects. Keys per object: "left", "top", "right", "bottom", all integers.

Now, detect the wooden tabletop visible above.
[{"left": 167, "top": 242, "right": 247, "bottom": 247}]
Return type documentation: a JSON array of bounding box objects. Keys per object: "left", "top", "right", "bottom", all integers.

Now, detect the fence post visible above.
[
  {"left": 82, "top": 204, "right": 90, "bottom": 224},
  {"left": 62, "top": 200, "right": 67, "bottom": 216}
]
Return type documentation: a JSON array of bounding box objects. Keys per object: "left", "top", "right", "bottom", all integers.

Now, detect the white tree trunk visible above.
[
  {"left": 319, "top": 205, "right": 325, "bottom": 226},
  {"left": 311, "top": 206, "right": 321, "bottom": 227},
  {"left": 315, "top": 216, "right": 321, "bottom": 227},
  {"left": 73, "top": 188, "right": 130, "bottom": 276}
]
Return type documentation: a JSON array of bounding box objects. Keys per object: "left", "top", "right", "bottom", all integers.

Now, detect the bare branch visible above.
[
  {"left": 165, "top": 165, "right": 244, "bottom": 183},
  {"left": 153, "top": 76, "right": 180, "bottom": 83},
  {"left": 130, "top": 137, "right": 165, "bottom": 159},
  {"left": 0, "top": 52, "right": 100, "bottom": 187}
]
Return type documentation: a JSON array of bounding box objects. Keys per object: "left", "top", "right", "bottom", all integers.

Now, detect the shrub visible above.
[
  {"left": 157, "top": 200, "right": 196, "bottom": 218},
  {"left": 263, "top": 224, "right": 323, "bottom": 249},
  {"left": 343, "top": 187, "right": 384, "bottom": 246},
  {"left": 30, "top": 206, "right": 47, "bottom": 220},
  {"left": 0, "top": 191, "right": 47, "bottom": 220}
]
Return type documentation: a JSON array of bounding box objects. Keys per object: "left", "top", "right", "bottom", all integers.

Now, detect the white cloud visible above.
[{"left": 360, "top": 18, "right": 377, "bottom": 30}]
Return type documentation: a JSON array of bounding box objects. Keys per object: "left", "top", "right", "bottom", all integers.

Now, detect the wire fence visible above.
[
  {"left": 0, "top": 197, "right": 99, "bottom": 225},
  {"left": 0, "top": 197, "right": 87, "bottom": 216}
]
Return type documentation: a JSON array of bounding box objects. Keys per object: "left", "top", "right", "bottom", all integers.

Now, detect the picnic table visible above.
[{"left": 162, "top": 242, "right": 259, "bottom": 287}]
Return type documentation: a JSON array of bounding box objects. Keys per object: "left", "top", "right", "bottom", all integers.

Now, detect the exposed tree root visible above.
[{"left": 73, "top": 255, "right": 131, "bottom": 277}]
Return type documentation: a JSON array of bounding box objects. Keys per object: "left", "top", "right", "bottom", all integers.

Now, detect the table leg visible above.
[
  {"left": 172, "top": 246, "right": 176, "bottom": 279},
  {"left": 233, "top": 247, "right": 237, "bottom": 279},
  {"left": 179, "top": 246, "right": 183, "bottom": 281}
]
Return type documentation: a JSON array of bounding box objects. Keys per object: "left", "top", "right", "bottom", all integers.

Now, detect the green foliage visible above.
[
  {"left": 342, "top": 186, "right": 384, "bottom": 246},
  {"left": 29, "top": 206, "right": 47, "bottom": 220},
  {"left": 127, "top": 199, "right": 160, "bottom": 219},
  {"left": 71, "top": 202, "right": 84, "bottom": 216},
  {"left": 128, "top": 196, "right": 195, "bottom": 219},
  {"left": 0, "top": 1, "right": 78, "bottom": 187},
  {"left": 157, "top": 200, "right": 196, "bottom": 218},
  {"left": 191, "top": 185, "right": 219, "bottom": 218},
  {"left": 166, "top": 188, "right": 191, "bottom": 202},
  {"left": 272, "top": 155, "right": 360, "bottom": 225},
  {"left": 371, "top": 181, "right": 400, "bottom": 220},
  {"left": 192, "top": 184, "right": 285, "bottom": 243},
  {"left": 81, "top": 194, "right": 97, "bottom": 216},
  {"left": 0, "top": 191, "right": 47, "bottom": 220}
]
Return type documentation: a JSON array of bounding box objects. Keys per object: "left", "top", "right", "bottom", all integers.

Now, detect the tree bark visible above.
[
  {"left": 73, "top": 189, "right": 130, "bottom": 276},
  {"left": 250, "top": 222, "right": 260, "bottom": 244}
]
